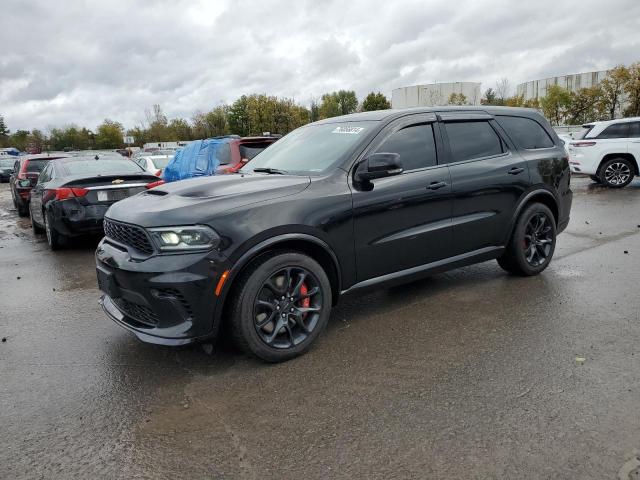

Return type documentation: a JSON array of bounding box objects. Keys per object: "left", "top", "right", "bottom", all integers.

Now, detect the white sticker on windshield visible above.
[{"left": 331, "top": 126, "right": 364, "bottom": 134}]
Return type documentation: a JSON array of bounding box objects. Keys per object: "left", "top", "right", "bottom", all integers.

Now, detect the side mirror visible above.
[{"left": 354, "top": 153, "right": 403, "bottom": 183}]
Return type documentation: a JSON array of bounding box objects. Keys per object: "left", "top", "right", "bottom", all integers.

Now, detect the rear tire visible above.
[
  {"left": 599, "top": 157, "right": 634, "bottom": 188},
  {"left": 44, "top": 210, "right": 66, "bottom": 250},
  {"left": 498, "top": 203, "right": 556, "bottom": 276},
  {"left": 29, "top": 204, "right": 45, "bottom": 234},
  {"left": 229, "top": 251, "right": 332, "bottom": 362}
]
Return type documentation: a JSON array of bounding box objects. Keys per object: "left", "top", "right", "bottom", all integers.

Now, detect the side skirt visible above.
[{"left": 341, "top": 246, "right": 505, "bottom": 295}]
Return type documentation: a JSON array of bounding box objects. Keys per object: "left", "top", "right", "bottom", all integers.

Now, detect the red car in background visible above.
[
  {"left": 218, "top": 135, "right": 280, "bottom": 173},
  {"left": 10, "top": 154, "right": 69, "bottom": 216}
]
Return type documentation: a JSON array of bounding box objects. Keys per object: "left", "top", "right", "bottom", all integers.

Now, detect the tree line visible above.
[{"left": 0, "top": 91, "right": 391, "bottom": 152}]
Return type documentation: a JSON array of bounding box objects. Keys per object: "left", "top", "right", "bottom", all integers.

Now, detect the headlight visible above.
[{"left": 148, "top": 225, "right": 220, "bottom": 251}]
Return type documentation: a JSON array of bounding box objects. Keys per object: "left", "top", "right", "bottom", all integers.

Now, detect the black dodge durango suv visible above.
[{"left": 96, "top": 107, "right": 572, "bottom": 362}]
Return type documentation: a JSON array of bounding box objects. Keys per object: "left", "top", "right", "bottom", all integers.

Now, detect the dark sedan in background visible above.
[
  {"left": 10, "top": 154, "right": 69, "bottom": 216},
  {"left": 29, "top": 156, "right": 159, "bottom": 249},
  {"left": 0, "top": 158, "right": 15, "bottom": 182}
]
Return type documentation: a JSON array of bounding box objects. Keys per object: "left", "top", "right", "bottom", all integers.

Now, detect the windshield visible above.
[
  {"left": 576, "top": 125, "right": 594, "bottom": 140},
  {"left": 241, "top": 121, "right": 376, "bottom": 175},
  {"left": 26, "top": 159, "right": 50, "bottom": 172},
  {"left": 151, "top": 156, "right": 173, "bottom": 169},
  {"left": 63, "top": 159, "right": 144, "bottom": 175},
  {"left": 0, "top": 159, "right": 14, "bottom": 168}
]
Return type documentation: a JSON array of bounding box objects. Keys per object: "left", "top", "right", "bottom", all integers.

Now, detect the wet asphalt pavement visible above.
[{"left": 1, "top": 177, "right": 640, "bottom": 479}]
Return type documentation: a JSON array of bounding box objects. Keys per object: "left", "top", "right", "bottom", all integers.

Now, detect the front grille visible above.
[
  {"left": 114, "top": 298, "right": 159, "bottom": 326},
  {"left": 103, "top": 218, "right": 154, "bottom": 255}
]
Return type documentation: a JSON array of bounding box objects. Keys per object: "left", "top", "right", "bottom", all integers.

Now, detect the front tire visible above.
[
  {"left": 229, "top": 251, "right": 332, "bottom": 362},
  {"left": 44, "top": 210, "right": 66, "bottom": 250},
  {"left": 498, "top": 203, "right": 556, "bottom": 276},
  {"left": 600, "top": 158, "right": 634, "bottom": 188}
]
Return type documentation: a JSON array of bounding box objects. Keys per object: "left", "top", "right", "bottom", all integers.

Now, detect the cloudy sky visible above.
[{"left": 1, "top": 0, "right": 639, "bottom": 131}]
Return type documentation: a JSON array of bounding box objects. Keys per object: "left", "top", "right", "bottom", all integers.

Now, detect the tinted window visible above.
[
  {"left": 598, "top": 123, "right": 630, "bottom": 139},
  {"left": 375, "top": 124, "right": 437, "bottom": 171},
  {"left": 629, "top": 122, "right": 640, "bottom": 138},
  {"left": 444, "top": 121, "right": 504, "bottom": 162},
  {"left": 62, "top": 159, "right": 144, "bottom": 175},
  {"left": 496, "top": 116, "right": 554, "bottom": 149}
]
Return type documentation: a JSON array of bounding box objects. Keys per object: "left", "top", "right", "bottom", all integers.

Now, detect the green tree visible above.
[
  {"left": 600, "top": 65, "right": 630, "bottom": 119},
  {"left": 540, "top": 85, "right": 572, "bottom": 125},
  {"left": 310, "top": 98, "right": 320, "bottom": 122},
  {"left": 9, "top": 130, "right": 30, "bottom": 151},
  {"left": 28, "top": 129, "right": 46, "bottom": 153},
  {"left": 481, "top": 88, "right": 497, "bottom": 105},
  {"left": 146, "top": 104, "right": 170, "bottom": 141},
  {"left": 95, "top": 119, "right": 124, "bottom": 149},
  {"left": 0, "top": 116, "right": 10, "bottom": 147},
  {"left": 167, "top": 118, "right": 192, "bottom": 141},
  {"left": 319, "top": 90, "right": 358, "bottom": 119},
  {"left": 447, "top": 93, "right": 468, "bottom": 106},
  {"left": 228, "top": 96, "right": 251, "bottom": 136},
  {"left": 623, "top": 62, "right": 640, "bottom": 117},
  {"left": 565, "top": 87, "right": 607, "bottom": 125},
  {"left": 361, "top": 92, "right": 391, "bottom": 111}
]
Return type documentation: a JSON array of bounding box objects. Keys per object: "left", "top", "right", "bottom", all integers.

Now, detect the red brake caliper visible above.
[{"left": 299, "top": 283, "right": 310, "bottom": 318}]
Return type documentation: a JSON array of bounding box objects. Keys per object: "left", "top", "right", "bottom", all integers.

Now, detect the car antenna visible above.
[{"left": 95, "top": 155, "right": 99, "bottom": 160}]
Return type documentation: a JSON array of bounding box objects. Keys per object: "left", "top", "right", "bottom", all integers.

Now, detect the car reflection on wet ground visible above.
[{"left": 1, "top": 176, "right": 640, "bottom": 479}]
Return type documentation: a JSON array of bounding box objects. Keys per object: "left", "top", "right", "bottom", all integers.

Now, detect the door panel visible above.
[
  {"left": 443, "top": 119, "right": 530, "bottom": 255},
  {"left": 352, "top": 167, "right": 453, "bottom": 280},
  {"left": 351, "top": 116, "right": 453, "bottom": 281}
]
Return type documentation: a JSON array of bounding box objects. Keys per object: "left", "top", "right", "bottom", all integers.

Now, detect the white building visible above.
[
  {"left": 392, "top": 82, "right": 482, "bottom": 108},
  {"left": 516, "top": 70, "right": 610, "bottom": 101}
]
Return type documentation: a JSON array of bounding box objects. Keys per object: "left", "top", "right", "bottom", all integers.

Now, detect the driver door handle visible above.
[
  {"left": 428, "top": 181, "right": 447, "bottom": 190},
  {"left": 508, "top": 167, "right": 525, "bottom": 175}
]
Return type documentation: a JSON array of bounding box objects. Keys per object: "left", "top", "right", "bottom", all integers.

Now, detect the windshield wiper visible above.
[{"left": 252, "top": 167, "right": 288, "bottom": 175}]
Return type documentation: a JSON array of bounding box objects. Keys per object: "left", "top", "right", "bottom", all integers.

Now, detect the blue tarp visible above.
[{"left": 162, "top": 139, "right": 222, "bottom": 183}]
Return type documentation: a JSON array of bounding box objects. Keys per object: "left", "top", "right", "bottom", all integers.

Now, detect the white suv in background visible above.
[{"left": 568, "top": 117, "right": 640, "bottom": 188}]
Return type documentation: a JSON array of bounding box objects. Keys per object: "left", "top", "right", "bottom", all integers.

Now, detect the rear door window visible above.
[
  {"left": 629, "top": 122, "right": 640, "bottom": 138},
  {"left": 375, "top": 124, "right": 438, "bottom": 171},
  {"left": 444, "top": 121, "right": 504, "bottom": 162},
  {"left": 496, "top": 116, "right": 554, "bottom": 149},
  {"left": 597, "top": 123, "right": 630, "bottom": 139}
]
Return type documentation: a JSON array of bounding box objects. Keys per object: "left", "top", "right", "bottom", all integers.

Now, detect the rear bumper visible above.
[
  {"left": 49, "top": 200, "right": 111, "bottom": 236},
  {"left": 96, "top": 238, "right": 231, "bottom": 344}
]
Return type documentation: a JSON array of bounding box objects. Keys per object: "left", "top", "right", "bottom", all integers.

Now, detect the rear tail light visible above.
[
  {"left": 49, "top": 187, "right": 89, "bottom": 200},
  {"left": 155, "top": 169, "right": 162, "bottom": 177},
  {"left": 571, "top": 141, "right": 596, "bottom": 147},
  {"left": 146, "top": 180, "right": 165, "bottom": 189}
]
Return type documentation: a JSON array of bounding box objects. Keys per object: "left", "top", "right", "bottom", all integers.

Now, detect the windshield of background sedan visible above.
[{"left": 241, "top": 121, "right": 376, "bottom": 175}]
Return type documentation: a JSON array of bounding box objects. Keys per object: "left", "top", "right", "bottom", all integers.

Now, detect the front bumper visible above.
[{"left": 96, "top": 238, "right": 232, "bottom": 344}]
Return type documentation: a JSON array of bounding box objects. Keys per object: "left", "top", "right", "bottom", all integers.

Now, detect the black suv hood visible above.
[{"left": 106, "top": 173, "right": 311, "bottom": 228}]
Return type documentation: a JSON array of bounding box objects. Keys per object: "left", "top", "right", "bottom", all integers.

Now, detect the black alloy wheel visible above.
[
  {"left": 523, "top": 212, "right": 553, "bottom": 267},
  {"left": 253, "top": 266, "right": 322, "bottom": 349},
  {"left": 230, "top": 251, "right": 332, "bottom": 362},
  {"left": 497, "top": 202, "right": 556, "bottom": 276}
]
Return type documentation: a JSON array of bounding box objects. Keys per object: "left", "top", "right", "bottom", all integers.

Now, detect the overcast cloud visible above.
[{"left": 1, "top": 0, "right": 639, "bottom": 131}]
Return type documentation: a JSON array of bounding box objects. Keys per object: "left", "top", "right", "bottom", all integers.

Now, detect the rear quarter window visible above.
[
  {"left": 496, "top": 116, "right": 554, "bottom": 149},
  {"left": 597, "top": 123, "right": 630, "bottom": 139}
]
